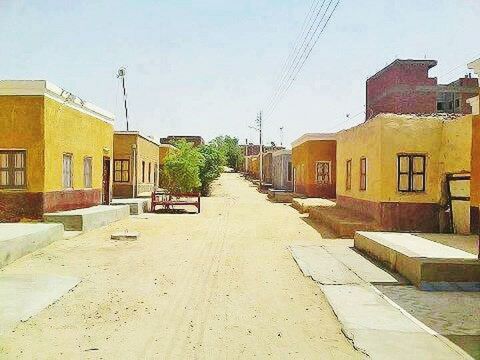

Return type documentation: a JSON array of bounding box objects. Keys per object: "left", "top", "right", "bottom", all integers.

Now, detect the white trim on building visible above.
[
  {"left": 291, "top": 133, "right": 336, "bottom": 148},
  {"left": 0, "top": 80, "right": 115, "bottom": 124}
]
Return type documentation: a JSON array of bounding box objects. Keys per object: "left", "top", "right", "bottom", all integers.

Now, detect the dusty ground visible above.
[{"left": 0, "top": 173, "right": 361, "bottom": 359}]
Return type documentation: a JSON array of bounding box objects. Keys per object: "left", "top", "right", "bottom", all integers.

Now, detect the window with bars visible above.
[
  {"left": 63, "top": 154, "right": 73, "bottom": 189},
  {"left": 360, "top": 157, "right": 367, "bottom": 191},
  {"left": 315, "top": 161, "right": 331, "bottom": 184},
  {"left": 0, "top": 150, "right": 26, "bottom": 189},
  {"left": 397, "top": 154, "right": 426, "bottom": 192},
  {"left": 287, "top": 162, "right": 292, "bottom": 182},
  {"left": 148, "top": 162, "right": 151, "bottom": 183},
  {"left": 84, "top": 157, "right": 92, "bottom": 188},
  {"left": 114, "top": 159, "right": 130, "bottom": 183},
  {"left": 346, "top": 159, "right": 352, "bottom": 190}
]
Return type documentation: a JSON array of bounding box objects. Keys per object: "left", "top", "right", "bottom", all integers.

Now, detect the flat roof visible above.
[
  {"left": 368, "top": 59, "right": 437, "bottom": 81},
  {"left": 114, "top": 131, "right": 160, "bottom": 146},
  {"left": 0, "top": 80, "right": 115, "bottom": 124},
  {"left": 291, "top": 133, "right": 336, "bottom": 148}
]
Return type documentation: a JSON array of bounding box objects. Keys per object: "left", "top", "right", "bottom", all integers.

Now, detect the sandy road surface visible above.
[{"left": 0, "top": 173, "right": 361, "bottom": 359}]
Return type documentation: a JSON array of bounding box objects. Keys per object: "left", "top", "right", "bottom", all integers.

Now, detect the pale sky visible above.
[{"left": 1, "top": 0, "right": 479, "bottom": 146}]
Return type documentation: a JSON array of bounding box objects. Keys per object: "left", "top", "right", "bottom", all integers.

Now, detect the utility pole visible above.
[
  {"left": 249, "top": 111, "right": 263, "bottom": 187},
  {"left": 258, "top": 111, "right": 263, "bottom": 187},
  {"left": 279, "top": 126, "right": 284, "bottom": 147},
  {"left": 117, "top": 67, "right": 129, "bottom": 131}
]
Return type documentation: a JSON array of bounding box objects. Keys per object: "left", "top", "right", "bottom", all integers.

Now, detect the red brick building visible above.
[{"left": 366, "top": 59, "right": 479, "bottom": 120}]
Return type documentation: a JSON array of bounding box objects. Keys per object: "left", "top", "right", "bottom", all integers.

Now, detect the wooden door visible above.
[{"left": 102, "top": 157, "right": 111, "bottom": 204}]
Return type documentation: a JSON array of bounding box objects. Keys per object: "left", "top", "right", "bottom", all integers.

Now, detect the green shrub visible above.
[
  {"left": 163, "top": 140, "right": 204, "bottom": 193},
  {"left": 199, "top": 143, "right": 225, "bottom": 195}
]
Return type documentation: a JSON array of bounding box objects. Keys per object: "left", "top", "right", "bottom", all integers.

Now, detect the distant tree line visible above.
[{"left": 162, "top": 135, "right": 243, "bottom": 196}]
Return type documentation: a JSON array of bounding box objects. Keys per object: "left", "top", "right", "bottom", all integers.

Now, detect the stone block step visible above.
[{"left": 44, "top": 205, "right": 130, "bottom": 231}]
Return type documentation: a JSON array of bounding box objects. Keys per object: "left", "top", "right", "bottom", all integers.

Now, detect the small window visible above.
[
  {"left": 84, "top": 157, "right": 92, "bottom": 188},
  {"left": 114, "top": 159, "right": 130, "bottom": 183},
  {"left": 142, "top": 161, "right": 145, "bottom": 183},
  {"left": 455, "top": 99, "right": 460, "bottom": 108},
  {"left": 287, "top": 162, "right": 292, "bottom": 182},
  {"left": 346, "top": 159, "right": 352, "bottom": 190},
  {"left": 0, "top": 150, "right": 26, "bottom": 189},
  {"left": 315, "top": 161, "right": 331, "bottom": 184},
  {"left": 360, "top": 157, "right": 367, "bottom": 191},
  {"left": 397, "top": 154, "right": 426, "bottom": 192},
  {"left": 63, "top": 154, "right": 73, "bottom": 189},
  {"left": 437, "top": 102, "right": 444, "bottom": 111}
]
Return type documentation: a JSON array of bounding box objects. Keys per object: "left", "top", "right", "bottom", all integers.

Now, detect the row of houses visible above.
[
  {"left": 0, "top": 79, "right": 202, "bottom": 222},
  {"left": 245, "top": 58, "right": 480, "bottom": 236}
]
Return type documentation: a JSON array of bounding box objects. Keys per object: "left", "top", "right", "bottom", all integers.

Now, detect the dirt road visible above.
[{"left": 0, "top": 173, "right": 361, "bottom": 359}]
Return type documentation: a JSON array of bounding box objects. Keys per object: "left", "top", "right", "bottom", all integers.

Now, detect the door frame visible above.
[{"left": 102, "top": 156, "right": 111, "bottom": 205}]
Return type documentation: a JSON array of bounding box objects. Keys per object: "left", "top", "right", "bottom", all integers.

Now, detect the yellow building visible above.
[
  {"left": 291, "top": 133, "right": 336, "bottom": 198},
  {"left": 112, "top": 131, "right": 160, "bottom": 198},
  {"left": 244, "top": 155, "right": 260, "bottom": 179},
  {"left": 336, "top": 113, "right": 477, "bottom": 233},
  {"left": 0, "top": 80, "right": 114, "bottom": 221}
]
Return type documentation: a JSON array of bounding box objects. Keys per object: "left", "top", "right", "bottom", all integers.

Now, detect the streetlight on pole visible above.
[{"left": 117, "top": 67, "right": 129, "bottom": 131}]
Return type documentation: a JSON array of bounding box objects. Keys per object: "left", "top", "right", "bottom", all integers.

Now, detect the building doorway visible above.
[{"left": 102, "top": 157, "right": 111, "bottom": 205}]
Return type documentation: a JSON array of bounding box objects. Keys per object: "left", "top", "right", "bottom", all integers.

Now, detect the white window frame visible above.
[
  {"left": 84, "top": 157, "right": 93, "bottom": 189},
  {"left": 63, "top": 153, "right": 73, "bottom": 190}
]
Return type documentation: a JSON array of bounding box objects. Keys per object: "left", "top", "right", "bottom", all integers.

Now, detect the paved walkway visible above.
[{"left": 0, "top": 173, "right": 361, "bottom": 359}]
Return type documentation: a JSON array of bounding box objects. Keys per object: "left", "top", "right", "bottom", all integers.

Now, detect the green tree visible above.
[
  {"left": 199, "top": 143, "right": 225, "bottom": 195},
  {"left": 211, "top": 135, "right": 243, "bottom": 171},
  {"left": 163, "top": 140, "right": 204, "bottom": 193}
]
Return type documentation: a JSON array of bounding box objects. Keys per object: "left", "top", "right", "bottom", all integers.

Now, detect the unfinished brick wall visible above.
[{"left": 366, "top": 60, "right": 438, "bottom": 119}]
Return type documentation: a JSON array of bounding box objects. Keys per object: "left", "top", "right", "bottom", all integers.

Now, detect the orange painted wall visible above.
[
  {"left": 472, "top": 115, "right": 480, "bottom": 207},
  {"left": 292, "top": 140, "right": 336, "bottom": 198}
]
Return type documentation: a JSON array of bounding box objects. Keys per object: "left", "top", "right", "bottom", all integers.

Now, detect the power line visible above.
[
  {"left": 264, "top": 0, "right": 341, "bottom": 119},
  {"left": 265, "top": 0, "right": 320, "bottom": 114},
  {"left": 264, "top": 0, "right": 325, "bottom": 115}
]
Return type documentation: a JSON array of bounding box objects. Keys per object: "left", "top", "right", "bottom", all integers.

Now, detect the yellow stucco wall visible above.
[
  {"left": 336, "top": 114, "right": 473, "bottom": 205},
  {"left": 380, "top": 116, "right": 444, "bottom": 203},
  {"left": 0, "top": 96, "right": 45, "bottom": 192},
  {"left": 472, "top": 116, "right": 480, "bottom": 207},
  {"left": 136, "top": 136, "right": 159, "bottom": 186},
  {"left": 43, "top": 97, "right": 114, "bottom": 192},
  {"left": 336, "top": 119, "right": 382, "bottom": 202}
]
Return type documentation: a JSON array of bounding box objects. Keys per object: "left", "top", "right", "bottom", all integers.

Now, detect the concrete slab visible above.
[
  {"left": 44, "top": 205, "right": 130, "bottom": 231},
  {"left": 267, "top": 189, "right": 293, "bottom": 203},
  {"left": 320, "top": 284, "right": 471, "bottom": 359},
  {"left": 324, "top": 245, "right": 400, "bottom": 284},
  {"left": 355, "top": 232, "right": 480, "bottom": 287},
  {"left": 289, "top": 245, "right": 362, "bottom": 284},
  {"left": 357, "top": 232, "right": 476, "bottom": 259},
  {"left": 111, "top": 198, "right": 151, "bottom": 215},
  {"left": 347, "top": 329, "right": 468, "bottom": 360},
  {"left": 0, "top": 223, "right": 64, "bottom": 269},
  {"left": 0, "top": 273, "right": 79, "bottom": 335},
  {"left": 291, "top": 198, "right": 335, "bottom": 214}
]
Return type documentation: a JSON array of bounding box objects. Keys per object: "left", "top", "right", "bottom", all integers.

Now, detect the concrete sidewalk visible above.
[
  {"left": 0, "top": 273, "right": 79, "bottom": 336},
  {"left": 0, "top": 223, "right": 64, "bottom": 269},
  {"left": 290, "top": 244, "right": 472, "bottom": 359}
]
